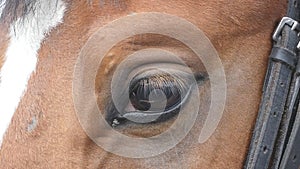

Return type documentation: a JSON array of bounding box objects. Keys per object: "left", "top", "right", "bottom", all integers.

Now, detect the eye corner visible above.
[{"left": 194, "top": 72, "right": 208, "bottom": 85}]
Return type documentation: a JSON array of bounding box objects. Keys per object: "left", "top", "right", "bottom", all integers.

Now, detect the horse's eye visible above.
[{"left": 109, "top": 69, "right": 203, "bottom": 126}]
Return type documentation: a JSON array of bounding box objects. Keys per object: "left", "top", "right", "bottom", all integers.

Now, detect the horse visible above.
[{"left": 0, "top": 0, "right": 290, "bottom": 168}]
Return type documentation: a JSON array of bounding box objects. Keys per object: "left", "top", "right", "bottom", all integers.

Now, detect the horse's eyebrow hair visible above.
[
  {"left": 0, "top": 0, "right": 61, "bottom": 24},
  {"left": 0, "top": 0, "right": 37, "bottom": 23}
]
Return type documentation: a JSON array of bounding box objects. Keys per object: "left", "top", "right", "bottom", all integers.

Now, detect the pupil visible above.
[{"left": 129, "top": 74, "right": 182, "bottom": 112}]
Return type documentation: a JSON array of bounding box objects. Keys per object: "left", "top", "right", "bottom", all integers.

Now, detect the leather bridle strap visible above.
[{"left": 244, "top": 0, "right": 300, "bottom": 169}]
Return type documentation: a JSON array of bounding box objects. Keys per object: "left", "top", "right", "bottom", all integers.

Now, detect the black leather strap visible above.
[
  {"left": 287, "top": 0, "right": 300, "bottom": 21},
  {"left": 244, "top": 52, "right": 295, "bottom": 169},
  {"left": 270, "top": 47, "right": 297, "bottom": 68},
  {"left": 244, "top": 0, "right": 300, "bottom": 168},
  {"left": 271, "top": 61, "right": 300, "bottom": 169},
  {"left": 272, "top": 1, "right": 300, "bottom": 168},
  {"left": 279, "top": 109, "right": 300, "bottom": 169}
]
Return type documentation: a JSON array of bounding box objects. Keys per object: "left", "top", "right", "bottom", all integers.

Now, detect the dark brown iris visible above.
[{"left": 129, "top": 73, "right": 184, "bottom": 112}]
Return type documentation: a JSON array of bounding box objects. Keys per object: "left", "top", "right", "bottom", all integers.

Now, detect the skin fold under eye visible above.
[{"left": 106, "top": 68, "right": 207, "bottom": 127}]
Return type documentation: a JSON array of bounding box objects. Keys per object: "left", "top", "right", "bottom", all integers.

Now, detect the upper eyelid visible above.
[{"left": 129, "top": 67, "right": 207, "bottom": 84}]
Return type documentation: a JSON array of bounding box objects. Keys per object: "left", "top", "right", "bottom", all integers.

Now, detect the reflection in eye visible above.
[
  {"left": 107, "top": 69, "right": 207, "bottom": 127},
  {"left": 129, "top": 71, "right": 187, "bottom": 112}
]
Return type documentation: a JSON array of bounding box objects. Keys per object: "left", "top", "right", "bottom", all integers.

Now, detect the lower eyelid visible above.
[{"left": 105, "top": 99, "right": 122, "bottom": 125}]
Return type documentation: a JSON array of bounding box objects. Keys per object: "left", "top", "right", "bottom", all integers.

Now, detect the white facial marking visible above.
[{"left": 0, "top": 0, "right": 66, "bottom": 147}]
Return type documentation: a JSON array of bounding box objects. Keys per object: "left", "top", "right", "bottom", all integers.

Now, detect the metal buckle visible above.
[{"left": 273, "top": 17, "right": 300, "bottom": 49}]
